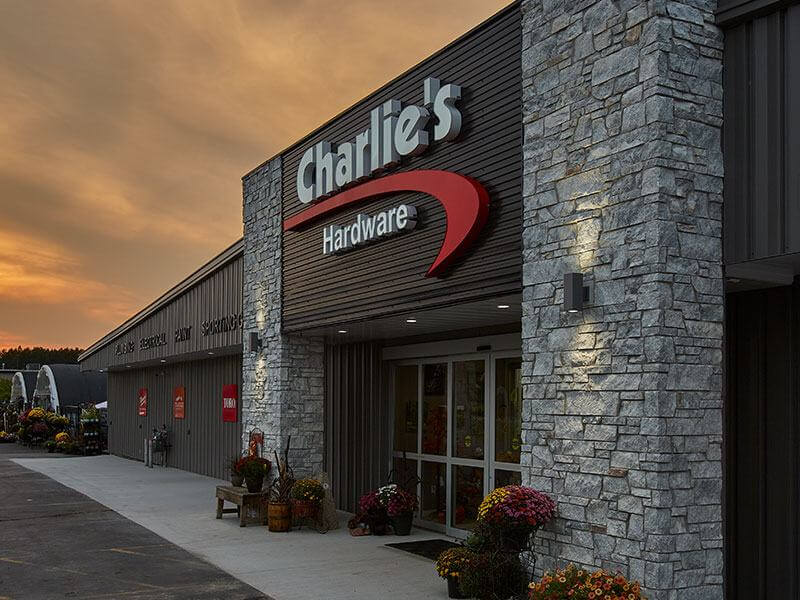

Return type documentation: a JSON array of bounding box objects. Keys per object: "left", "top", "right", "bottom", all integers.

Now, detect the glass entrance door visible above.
[{"left": 392, "top": 352, "right": 522, "bottom": 536}]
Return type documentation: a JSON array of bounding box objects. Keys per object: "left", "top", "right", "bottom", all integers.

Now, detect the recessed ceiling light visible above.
[
  {"left": 208, "top": 351, "right": 214, "bottom": 355},
  {"left": 567, "top": 309, "right": 580, "bottom": 314},
  {"left": 160, "top": 359, "right": 166, "bottom": 363},
  {"left": 728, "top": 278, "right": 741, "bottom": 283},
  {"left": 406, "top": 318, "right": 417, "bottom": 323},
  {"left": 337, "top": 329, "right": 347, "bottom": 334},
  {"left": 497, "top": 304, "right": 510, "bottom": 309},
  {"left": 126, "top": 365, "right": 131, "bottom": 368}
]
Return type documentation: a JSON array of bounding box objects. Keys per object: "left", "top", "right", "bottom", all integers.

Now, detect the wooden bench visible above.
[{"left": 215, "top": 485, "right": 267, "bottom": 527}]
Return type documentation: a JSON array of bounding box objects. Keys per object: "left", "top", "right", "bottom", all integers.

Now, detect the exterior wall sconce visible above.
[
  {"left": 564, "top": 272, "right": 591, "bottom": 313},
  {"left": 248, "top": 331, "right": 262, "bottom": 352}
]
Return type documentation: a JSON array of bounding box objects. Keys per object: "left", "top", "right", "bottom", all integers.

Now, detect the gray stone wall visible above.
[
  {"left": 520, "top": 1, "right": 724, "bottom": 598},
  {"left": 242, "top": 157, "right": 325, "bottom": 476}
]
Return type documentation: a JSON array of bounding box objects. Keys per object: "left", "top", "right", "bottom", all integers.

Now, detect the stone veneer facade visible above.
[
  {"left": 242, "top": 156, "right": 325, "bottom": 476},
  {"left": 520, "top": 1, "right": 724, "bottom": 598}
]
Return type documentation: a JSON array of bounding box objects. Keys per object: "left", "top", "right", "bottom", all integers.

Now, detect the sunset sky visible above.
[{"left": 0, "top": 0, "right": 511, "bottom": 349}]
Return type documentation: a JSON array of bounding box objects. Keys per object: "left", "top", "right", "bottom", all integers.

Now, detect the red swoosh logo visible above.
[{"left": 283, "top": 170, "right": 489, "bottom": 277}]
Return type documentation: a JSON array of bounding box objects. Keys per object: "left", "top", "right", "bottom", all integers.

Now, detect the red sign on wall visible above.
[
  {"left": 173, "top": 386, "right": 185, "bottom": 419},
  {"left": 222, "top": 384, "right": 237, "bottom": 423},
  {"left": 138, "top": 388, "right": 148, "bottom": 417}
]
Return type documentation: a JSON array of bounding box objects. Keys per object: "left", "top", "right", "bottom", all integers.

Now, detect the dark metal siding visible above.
[
  {"left": 325, "top": 342, "right": 392, "bottom": 512},
  {"left": 717, "top": 0, "right": 799, "bottom": 26},
  {"left": 726, "top": 285, "right": 799, "bottom": 599},
  {"left": 108, "top": 355, "right": 243, "bottom": 480},
  {"left": 81, "top": 254, "right": 243, "bottom": 371},
  {"left": 281, "top": 6, "right": 522, "bottom": 331},
  {"left": 723, "top": 3, "right": 800, "bottom": 263}
]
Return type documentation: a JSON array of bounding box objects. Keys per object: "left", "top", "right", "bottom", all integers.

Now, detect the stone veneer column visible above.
[
  {"left": 242, "top": 157, "right": 325, "bottom": 476},
  {"left": 520, "top": 1, "right": 723, "bottom": 598}
]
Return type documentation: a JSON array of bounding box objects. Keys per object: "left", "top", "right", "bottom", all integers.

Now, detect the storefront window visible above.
[
  {"left": 394, "top": 365, "right": 418, "bottom": 453},
  {"left": 451, "top": 465, "right": 484, "bottom": 530},
  {"left": 421, "top": 363, "right": 447, "bottom": 456},
  {"left": 495, "top": 357, "right": 522, "bottom": 464},
  {"left": 495, "top": 468, "right": 521, "bottom": 488},
  {"left": 392, "top": 455, "right": 419, "bottom": 495},
  {"left": 452, "top": 360, "right": 485, "bottom": 460},
  {"left": 420, "top": 461, "right": 446, "bottom": 525}
]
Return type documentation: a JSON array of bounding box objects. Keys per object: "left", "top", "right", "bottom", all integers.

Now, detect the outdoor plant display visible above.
[
  {"left": 477, "top": 484, "right": 556, "bottom": 549},
  {"left": 528, "top": 564, "right": 646, "bottom": 600},
  {"left": 17, "top": 408, "right": 69, "bottom": 446},
  {"left": 435, "top": 547, "right": 476, "bottom": 599},
  {"left": 267, "top": 437, "right": 295, "bottom": 532},
  {"left": 55, "top": 431, "right": 71, "bottom": 443},
  {"left": 290, "top": 478, "right": 325, "bottom": 518},
  {"left": 377, "top": 483, "right": 418, "bottom": 535},
  {"left": 240, "top": 456, "right": 271, "bottom": 493},
  {"left": 0, "top": 431, "right": 16, "bottom": 443},
  {"left": 443, "top": 485, "right": 556, "bottom": 600},
  {"left": 44, "top": 440, "right": 57, "bottom": 453},
  {"left": 229, "top": 455, "right": 247, "bottom": 486},
  {"left": 356, "top": 489, "right": 389, "bottom": 535}
]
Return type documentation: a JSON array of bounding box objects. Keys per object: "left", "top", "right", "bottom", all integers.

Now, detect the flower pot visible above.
[
  {"left": 291, "top": 499, "right": 318, "bottom": 519},
  {"left": 370, "top": 518, "right": 388, "bottom": 536},
  {"left": 268, "top": 502, "right": 291, "bottom": 532},
  {"left": 447, "top": 575, "right": 466, "bottom": 599},
  {"left": 230, "top": 473, "right": 244, "bottom": 487},
  {"left": 392, "top": 512, "right": 413, "bottom": 535},
  {"left": 245, "top": 474, "right": 264, "bottom": 493}
]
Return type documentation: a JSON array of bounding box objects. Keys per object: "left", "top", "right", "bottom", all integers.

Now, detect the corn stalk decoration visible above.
[{"left": 269, "top": 435, "right": 295, "bottom": 503}]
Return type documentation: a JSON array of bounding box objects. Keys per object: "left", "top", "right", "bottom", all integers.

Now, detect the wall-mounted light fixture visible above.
[
  {"left": 248, "top": 331, "right": 262, "bottom": 352},
  {"left": 564, "top": 272, "right": 591, "bottom": 313}
]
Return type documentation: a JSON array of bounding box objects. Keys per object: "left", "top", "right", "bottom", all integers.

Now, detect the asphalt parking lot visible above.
[{"left": 0, "top": 446, "right": 268, "bottom": 600}]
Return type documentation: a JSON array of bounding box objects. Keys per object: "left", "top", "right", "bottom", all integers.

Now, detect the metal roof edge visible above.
[{"left": 78, "top": 238, "right": 243, "bottom": 363}]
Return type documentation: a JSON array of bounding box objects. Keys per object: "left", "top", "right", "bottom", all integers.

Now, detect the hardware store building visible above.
[{"left": 81, "top": 1, "right": 799, "bottom": 598}]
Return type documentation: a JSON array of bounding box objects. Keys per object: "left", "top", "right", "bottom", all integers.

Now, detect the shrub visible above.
[
  {"left": 459, "top": 545, "right": 528, "bottom": 600},
  {"left": 291, "top": 478, "right": 325, "bottom": 504},
  {"left": 528, "top": 564, "right": 646, "bottom": 600}
]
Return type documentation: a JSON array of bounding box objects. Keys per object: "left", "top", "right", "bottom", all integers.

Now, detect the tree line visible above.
[{"left": 0, "top": 346, "right": 84, "bottom": 369}]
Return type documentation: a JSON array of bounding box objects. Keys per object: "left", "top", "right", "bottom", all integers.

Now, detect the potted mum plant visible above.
[
  {"left": 529, "top": 564, "right": 647, "bottom": 600},
  {"left": 240, "top": 456, "right": 271, "bottom": 493},
  {"left": 290, "top": 478, "right": 325, "bottom": 518},
  {"left": 377, "top": 484, "right": 418, "bottom": 535},
  {"left": 357, "top": 490, "right": 389, "bottom": 535},
  {"left": 435, "top": 547, "right": 475, "bottom": 599},
  {"left": 477, "top": 484, "right": 556, "bottom": 551}
]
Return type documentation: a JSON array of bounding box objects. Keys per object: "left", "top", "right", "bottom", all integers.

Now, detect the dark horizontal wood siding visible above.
[
  {"left": 723, "top": 3, "right": 800, "bottom": 263},
  {"left": 281, "top": 6, "right": 522, "bottom": 331},
  {"left": 726, "top": 284, "right": 799, "bottom": 599},
  {"left": 107, "top": 355, "right": 242, "bottom": 480},
  {"left": 81, "top": 255, "right": 243, "bottom": 371},
  {"left": 325, "top": 342, "right": 392, "bottom": 512}
]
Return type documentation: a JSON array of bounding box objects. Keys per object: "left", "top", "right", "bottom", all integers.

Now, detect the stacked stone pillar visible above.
[
  {"left": 242, "top": 157, "right": 325, "bottom": 477},
  {"left": 520, "top": 1, "right": 724, "bottom": 598}
]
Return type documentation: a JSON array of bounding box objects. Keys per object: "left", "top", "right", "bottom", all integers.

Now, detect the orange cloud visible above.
[{"left": 0, "top": 0, "right": 512, "bottom": 348}]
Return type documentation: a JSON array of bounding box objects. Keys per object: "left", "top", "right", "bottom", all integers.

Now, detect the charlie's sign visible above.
[
  {"left": 284, "top": 76, "right": 489, "bottom": 277},
  {"left": 296, "top": 77, "right": 462, "bottom": 204}
]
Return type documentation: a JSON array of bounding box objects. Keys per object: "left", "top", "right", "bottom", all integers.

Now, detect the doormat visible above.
[{"left": 385, "top": 538, "right": 461, "bottom": 561}]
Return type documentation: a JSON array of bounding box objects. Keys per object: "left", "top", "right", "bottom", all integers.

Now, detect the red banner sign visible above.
[
  {"left": 222, "top": 384, "right": 237, "bottom": 423},
  {"left": 173, "top": 386, "right": 185, "bottom": 419},
  {"left": 138, "top": 388, "right": 148, "bottom": 417}
]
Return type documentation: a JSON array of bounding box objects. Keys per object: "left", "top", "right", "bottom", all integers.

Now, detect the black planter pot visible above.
[
  {"left": 370, "top": 518, "right": 389, "bottom": 536},
  {"left": 231, "top": 473, "right": 244, "bottom": 487},
  {"left": 392, "top": 513, "right": 413, "bottom": 535},
  {"left": 245, "top": 475, "right": 263, "bottom": 493},
  {"left": 447, "top": 575, "right": 466, "bottom": 599}
]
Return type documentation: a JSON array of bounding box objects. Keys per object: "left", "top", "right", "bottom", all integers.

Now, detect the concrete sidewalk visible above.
[{"left": 14, "top": 455, "right": 450, "bottom": 600}]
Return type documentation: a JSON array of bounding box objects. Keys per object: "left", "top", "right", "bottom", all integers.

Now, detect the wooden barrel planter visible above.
[{"left": 268, "top": 502, "right": 291, "bottom": 532}]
